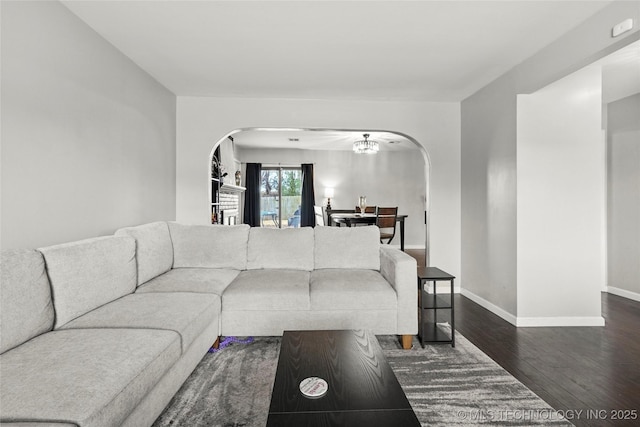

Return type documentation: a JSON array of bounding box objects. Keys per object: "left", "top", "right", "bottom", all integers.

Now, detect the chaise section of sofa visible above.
[
  {"left": 0, "top": 244, "right": 178, "bottom": 427},
  {"left": 1, "top": 234, "right": 221, "bottom": 427},
  {"left": 2, "top": 327, "right": 181, "bottom": 426},
  {"left": 59, "top": 292, "right": 219, "bottom": 353}
]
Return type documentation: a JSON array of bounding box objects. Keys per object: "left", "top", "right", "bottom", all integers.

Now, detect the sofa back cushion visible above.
[
  {"left": 0, "top": 250, "right": 55, "bottom": 354},
  {"left": 247, "top": 227, "right": 314, "bottom": 271},
  {"left": 168, "top": 223, "right": 249, "bottom": 270},
  {"left": 115, "top": 221, "right": 173, "bottom": 286},
  {"left": 39, "top": 236, "right": 137, "bottom": 329},
  {"left": 314, "top": 226, "right": 381, "bottom": 270}
]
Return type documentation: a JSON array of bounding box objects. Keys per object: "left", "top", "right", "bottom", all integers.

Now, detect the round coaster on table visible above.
[{"left": 299, "top": 377, "right": 328, "bottom": 399}]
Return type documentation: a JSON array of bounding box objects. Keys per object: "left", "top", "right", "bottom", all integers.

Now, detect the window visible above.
[{"left": 260, "top": 167, "right": 302, "bottom": 228}]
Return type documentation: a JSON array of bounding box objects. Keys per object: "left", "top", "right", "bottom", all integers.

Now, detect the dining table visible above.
[{"left": 329, "top": 212, "right": 408, "bottom": 252}]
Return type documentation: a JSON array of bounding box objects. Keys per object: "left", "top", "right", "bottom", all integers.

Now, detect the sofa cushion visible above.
[
  {"left": 39, "top": 235, "right": 137, "bottom": 329},
  {"left": 115, "top": 221, "right": 173, "bottom": 286},
  {"left": 168, "top": 222, "right": 249, "bottom": 270},
  {"left": 310, "top": 269, "right": 397, "bottom": 310},
  {"left": 223, "top": 269, "right": 311, "bottom": 311},
  {"left": 247, "top": 227, "right": 314, "bottom": 271},
  {"left": 0, "top": 250, "right": 54, "bottom": 354},
  {"left": 136, "top": 268, "right": 240, "bottom": 296},
  {"left": 60, "top": 292, "right": 220, "bottom": 353},
  {"left": 0, "top": 328, "right": 180, "bottom": 426},
  {"left": 314, "top": 225, "right": 381, "bottom": 270}
]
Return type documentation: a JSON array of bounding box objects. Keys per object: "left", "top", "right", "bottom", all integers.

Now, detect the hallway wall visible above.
[
  {"left": 461, "top": 1, "right": 640, "bottom": 322},
  {"left": 607, "top": 93, "right": 640, "bottom": 301}
]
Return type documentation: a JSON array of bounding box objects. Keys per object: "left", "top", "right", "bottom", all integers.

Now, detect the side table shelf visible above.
[{"left": 417, "top": 266, "right": 455, "bottom": 348}]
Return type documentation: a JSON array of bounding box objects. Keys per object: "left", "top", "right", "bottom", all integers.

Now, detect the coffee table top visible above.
[{"left": 267, "top": 330, "right": 419, "bottom": 426}]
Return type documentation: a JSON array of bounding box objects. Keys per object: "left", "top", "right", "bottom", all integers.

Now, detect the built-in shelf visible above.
[
  {"left": 220, "top": 183, "right": 246, "bottom": 193},
  {"left": 211, "top": 144, "right": 244, "bottom": 225}
]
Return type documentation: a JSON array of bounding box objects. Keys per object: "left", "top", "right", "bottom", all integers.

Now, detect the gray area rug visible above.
[{"left": 153, "top": 333, "right": 571, "bottom": 426}]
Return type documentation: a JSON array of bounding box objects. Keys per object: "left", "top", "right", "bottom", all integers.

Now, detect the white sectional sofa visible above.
[{"left": 0, "top": 222, "right": 417, "bottom": 426}]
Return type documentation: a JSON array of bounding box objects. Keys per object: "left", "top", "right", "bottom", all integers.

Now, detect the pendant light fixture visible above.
[{"left": 352, "top": 133, "right": 379, "bottom": 154}]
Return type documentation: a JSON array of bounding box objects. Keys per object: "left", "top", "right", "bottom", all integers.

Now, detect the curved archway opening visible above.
[{"left": 209, "top": 127, "right": 432, "bottom": 265}]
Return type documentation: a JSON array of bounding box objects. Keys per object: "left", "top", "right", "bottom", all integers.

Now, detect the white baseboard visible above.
[
  {"left": 607, "top": 286, "right": 640, "bottom": 301},
  {"left": 423, "top": 282, "right": 461, "bottom": 294},
  {"left": 459, "top": 289, "right": 518, "bottom": 325},
  {"left": 460, "top": 289, "right": 606, "bottom": 327},
  {"left": 607, "top": 286, "right": 640, "bottom": 302},
  {"left": 515, "top": 316, "right": 605, "bottom": 327}
]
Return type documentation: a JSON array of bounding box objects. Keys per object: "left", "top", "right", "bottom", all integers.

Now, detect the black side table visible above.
[{"left": 417, "top": 267, "right": 455, "bottom": 348}]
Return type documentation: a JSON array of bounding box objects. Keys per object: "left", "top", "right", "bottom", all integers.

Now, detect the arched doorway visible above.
[{"left": 209, "top": 128, "right": 432, "bottom": 265}]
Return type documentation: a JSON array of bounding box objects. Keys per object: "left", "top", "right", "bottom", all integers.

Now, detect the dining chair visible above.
[
  {"left": 376, "top": 207, "right": 398, "bottom": 244},
  {"left": 314, "top": 205, "right": 325, "bottom": 226}
]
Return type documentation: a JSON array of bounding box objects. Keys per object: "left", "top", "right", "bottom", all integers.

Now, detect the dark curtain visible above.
[
  {"left": 243, "top": 163, "right": 262, "bottom": 226},
  {"left": 300, "top": 163, "right": 316, "bottom": 227}
]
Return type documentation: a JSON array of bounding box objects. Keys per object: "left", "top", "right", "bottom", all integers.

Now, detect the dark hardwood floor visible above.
[
  {"left": 455, "top": 293, "right": 640, "bottom": 426},
  {"left": 405, "top": 249, "right": 640, "bottom": 426}
]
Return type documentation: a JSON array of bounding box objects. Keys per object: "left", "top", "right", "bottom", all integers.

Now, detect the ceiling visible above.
[
  {"left": 221, "top": 39, "right": 640, "bottom": 152},
  {"left": 600, "top": 40, "right": 640, "bottom": 103},
  {"left": 61, "top": 0, "right": 615, "bottom": 102},
  {"left": 231, "top": 129, "right": 418, "bottom": 152}
]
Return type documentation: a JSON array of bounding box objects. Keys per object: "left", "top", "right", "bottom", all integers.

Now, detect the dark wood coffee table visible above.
[{"left": 266, "top": 330, "right": 420, "bottom": 427}]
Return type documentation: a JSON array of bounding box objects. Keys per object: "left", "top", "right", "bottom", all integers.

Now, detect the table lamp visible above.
[{"left": 324, "top": 187, "right": 334, "bottom": 210}]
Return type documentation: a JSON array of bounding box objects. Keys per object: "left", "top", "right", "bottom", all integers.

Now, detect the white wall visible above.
[
  {"left": 237, "top": 146, "right": 426, "bottom": 248},
  {"left": 606, "top": 93, "right": 640, "bottom": 301},
  {"left": 461, "top": 74, "right": 519, "bottom": 317},
  {"left": 1, "top": 1, "right": 177, "bottom": 249},
  {"left": 461, "top": 1, "right": 640, "bottom": 321},
  {"left": 516, "top": 65, "right": 605, "bottom": 326},
  {"left": 177, "top": 97, "right": 460, "bottom": 275}
]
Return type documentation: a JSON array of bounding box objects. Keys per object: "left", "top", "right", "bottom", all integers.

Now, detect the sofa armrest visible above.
[{"left": 379, "top": 246, "right": 417, "bottom": 335}]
